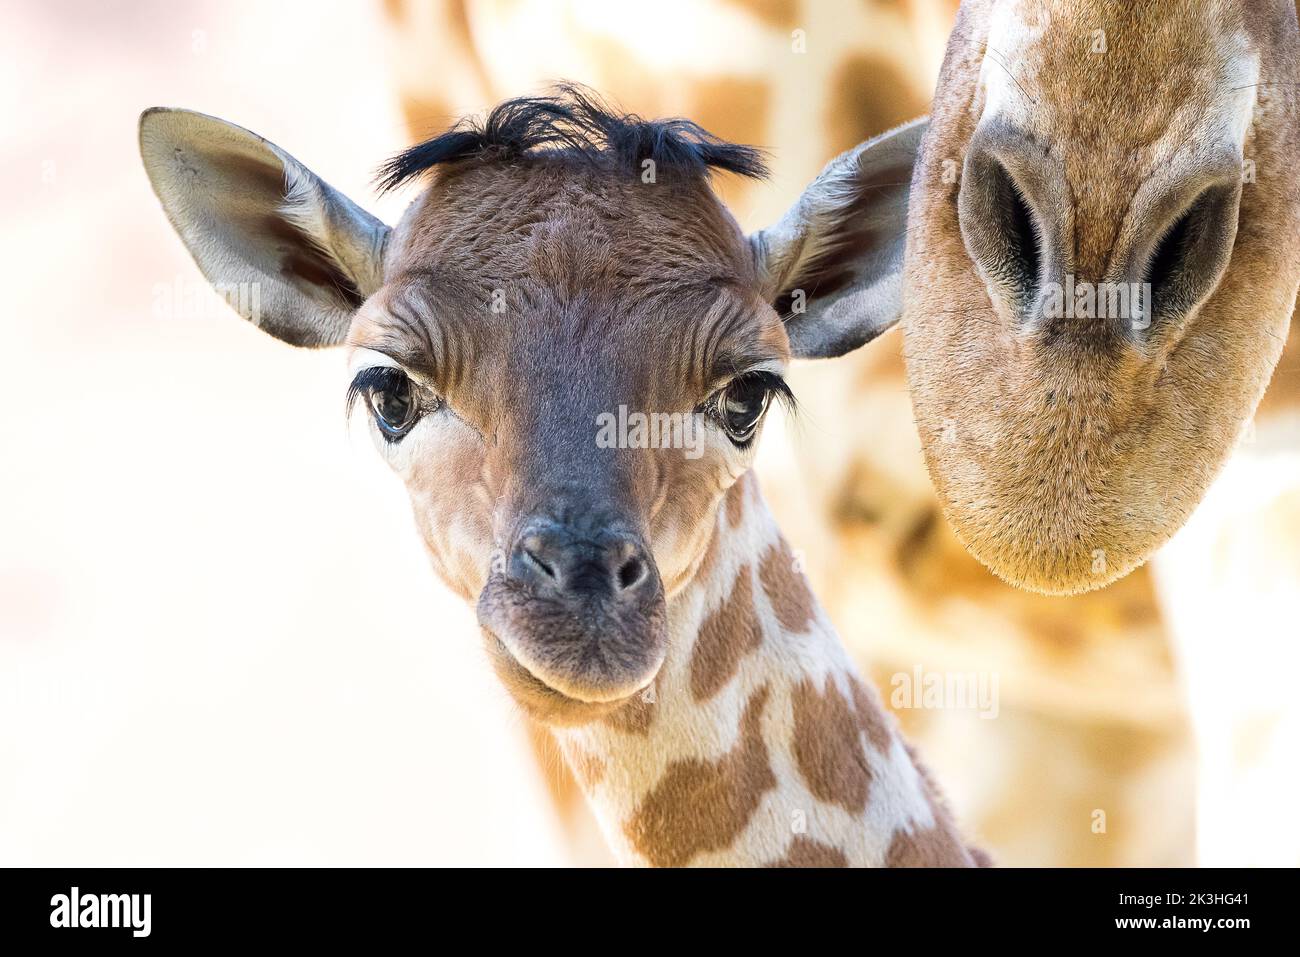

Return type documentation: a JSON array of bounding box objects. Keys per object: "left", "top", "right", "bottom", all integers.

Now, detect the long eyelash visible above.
[
  {"left": 743, "top": 371, "right": 798, "bottom": 416},
  {"left": 699, "top": 370, "right": 798, "bottom": 438},
  {"left": 345, "top": 366, "right": 405, "bottom": 420}
]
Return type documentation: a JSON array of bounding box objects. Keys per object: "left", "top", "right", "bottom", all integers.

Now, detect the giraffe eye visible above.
[
  {"left": 349, "top": 367, "right": 422, "bottom": 439},
  {"left": 707, "top": 372, "right": 790, "bottom": 445}
]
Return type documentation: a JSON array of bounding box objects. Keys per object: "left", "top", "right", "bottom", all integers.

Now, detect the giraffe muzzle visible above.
[
  {"left": 957, "top": 118, "right": 1242, "bottom": 348},
  {"left": 475, "top": 517, "right": 668, "bottom": 724}
]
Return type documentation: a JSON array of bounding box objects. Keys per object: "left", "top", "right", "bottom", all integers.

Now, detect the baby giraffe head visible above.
[{"left": 139, "top": 88, "right": 922, "bottom": 726}]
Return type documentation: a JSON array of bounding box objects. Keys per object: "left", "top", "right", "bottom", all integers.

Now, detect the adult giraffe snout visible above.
[{"left": 903, "top": 0, "right": 1300, "bottom": 595}]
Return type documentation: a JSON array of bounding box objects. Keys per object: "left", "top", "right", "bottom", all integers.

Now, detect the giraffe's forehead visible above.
[
  {"left": 358, "top": 159, "right": 789, "bottom": 415},
  {"left": 973, "top": 0, "right": 1260, "bottom": 273},
  {"left": 977, "top": 0, "right": 1260, "bottom": 167},
  {"left": 388, "top": 156, "right": 760, "bottom": 290}
]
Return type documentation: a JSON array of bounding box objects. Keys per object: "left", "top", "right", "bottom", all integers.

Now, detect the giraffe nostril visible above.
[
  {"left": 617, "top": 555, "right": 647, "bottom": 592},
  {"left": 508, "top": 519, "right": 656, "bottom": 603},
  {"left": 958, "top": 142, "right": 1046, "bottom": 317},
  {"left": 520, "top": 536, "right": 558, "bottom": 581}
]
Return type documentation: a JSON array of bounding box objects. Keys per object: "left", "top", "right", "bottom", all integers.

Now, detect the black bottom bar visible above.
[{"left": 0, "top": 866, "right": 1283, "bottom": 945}]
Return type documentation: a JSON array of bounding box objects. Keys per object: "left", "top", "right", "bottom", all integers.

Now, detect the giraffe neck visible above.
[{"left": 554, "top": 473, "right": 979, "bottom": 867}]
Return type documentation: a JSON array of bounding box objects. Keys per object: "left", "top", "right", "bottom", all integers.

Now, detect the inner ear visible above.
[
  {"left": 751, "top": 118, "right": 927, "bottom": 360},
  {"left": 139, "top": 108, "right": 390, "bottom": 348},
  {"left": 259, "top": 209, "right": 365, "bottom": 314}
]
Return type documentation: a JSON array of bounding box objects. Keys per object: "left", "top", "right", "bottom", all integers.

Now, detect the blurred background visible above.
[{"left": 2, "top": 0, "right": 1294, "bottom": 866}]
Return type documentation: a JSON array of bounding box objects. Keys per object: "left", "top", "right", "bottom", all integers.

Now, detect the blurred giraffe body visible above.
[{"left": 382, "top": 0, "right": 1300, "bottom": 866}]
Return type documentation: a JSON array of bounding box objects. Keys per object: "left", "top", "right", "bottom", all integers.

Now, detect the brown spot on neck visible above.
[
  {"left": 624, "top": 685, "right": 776, "bottom": 867},
  {"left": 791, "top": 676, "right": 889, "bottom": 815},
  {"left": 765, "top": 836, "right": 849, "bottom": 868},
  {"left": 690, "top": 565, "right": 764, "bottom": 701},
  {"left": 603, "top": 690, "right": 656, "bottom": 736},
  {"left": 884, "top": 814, "right": 979, "bottom": 867},
  {"left": 885, "top": 743, "right": 981, "bottom": 867},
  {"left": 758, "top": 538, "right": 815, "bottom": 632}
]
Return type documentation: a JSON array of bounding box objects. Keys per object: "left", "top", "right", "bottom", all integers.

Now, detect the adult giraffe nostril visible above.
[
  {"left": 1133, "top": 181, "right": 1241, "bottom": 330},
  {"left": 975, "top": 155, "right": 1043, "bottom": 305},
  {"left": 958, "top": 126, "right": 1054, "bottom": 321}
]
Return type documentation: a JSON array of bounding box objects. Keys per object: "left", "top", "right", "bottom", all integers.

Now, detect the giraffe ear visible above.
[
  {"left": 750, "top": 117, "right": 927, "bottom": 359},
  {"left": 138, "top": 108, "right": 391, "bottom": 348}
]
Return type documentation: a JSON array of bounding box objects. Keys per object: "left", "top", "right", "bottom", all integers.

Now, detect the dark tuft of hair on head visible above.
[{"left": 375, "top": 83, "right": 769, "bottom": 192}]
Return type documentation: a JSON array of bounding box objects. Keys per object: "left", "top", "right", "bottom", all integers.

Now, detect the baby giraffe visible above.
[{"left": 139, "top": 88, "right": 982, "bottom": 867}]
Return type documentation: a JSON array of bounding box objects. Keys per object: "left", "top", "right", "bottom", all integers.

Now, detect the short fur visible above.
[{"left": 904, "top": 0, "right": 1300, "bottom": 593}]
